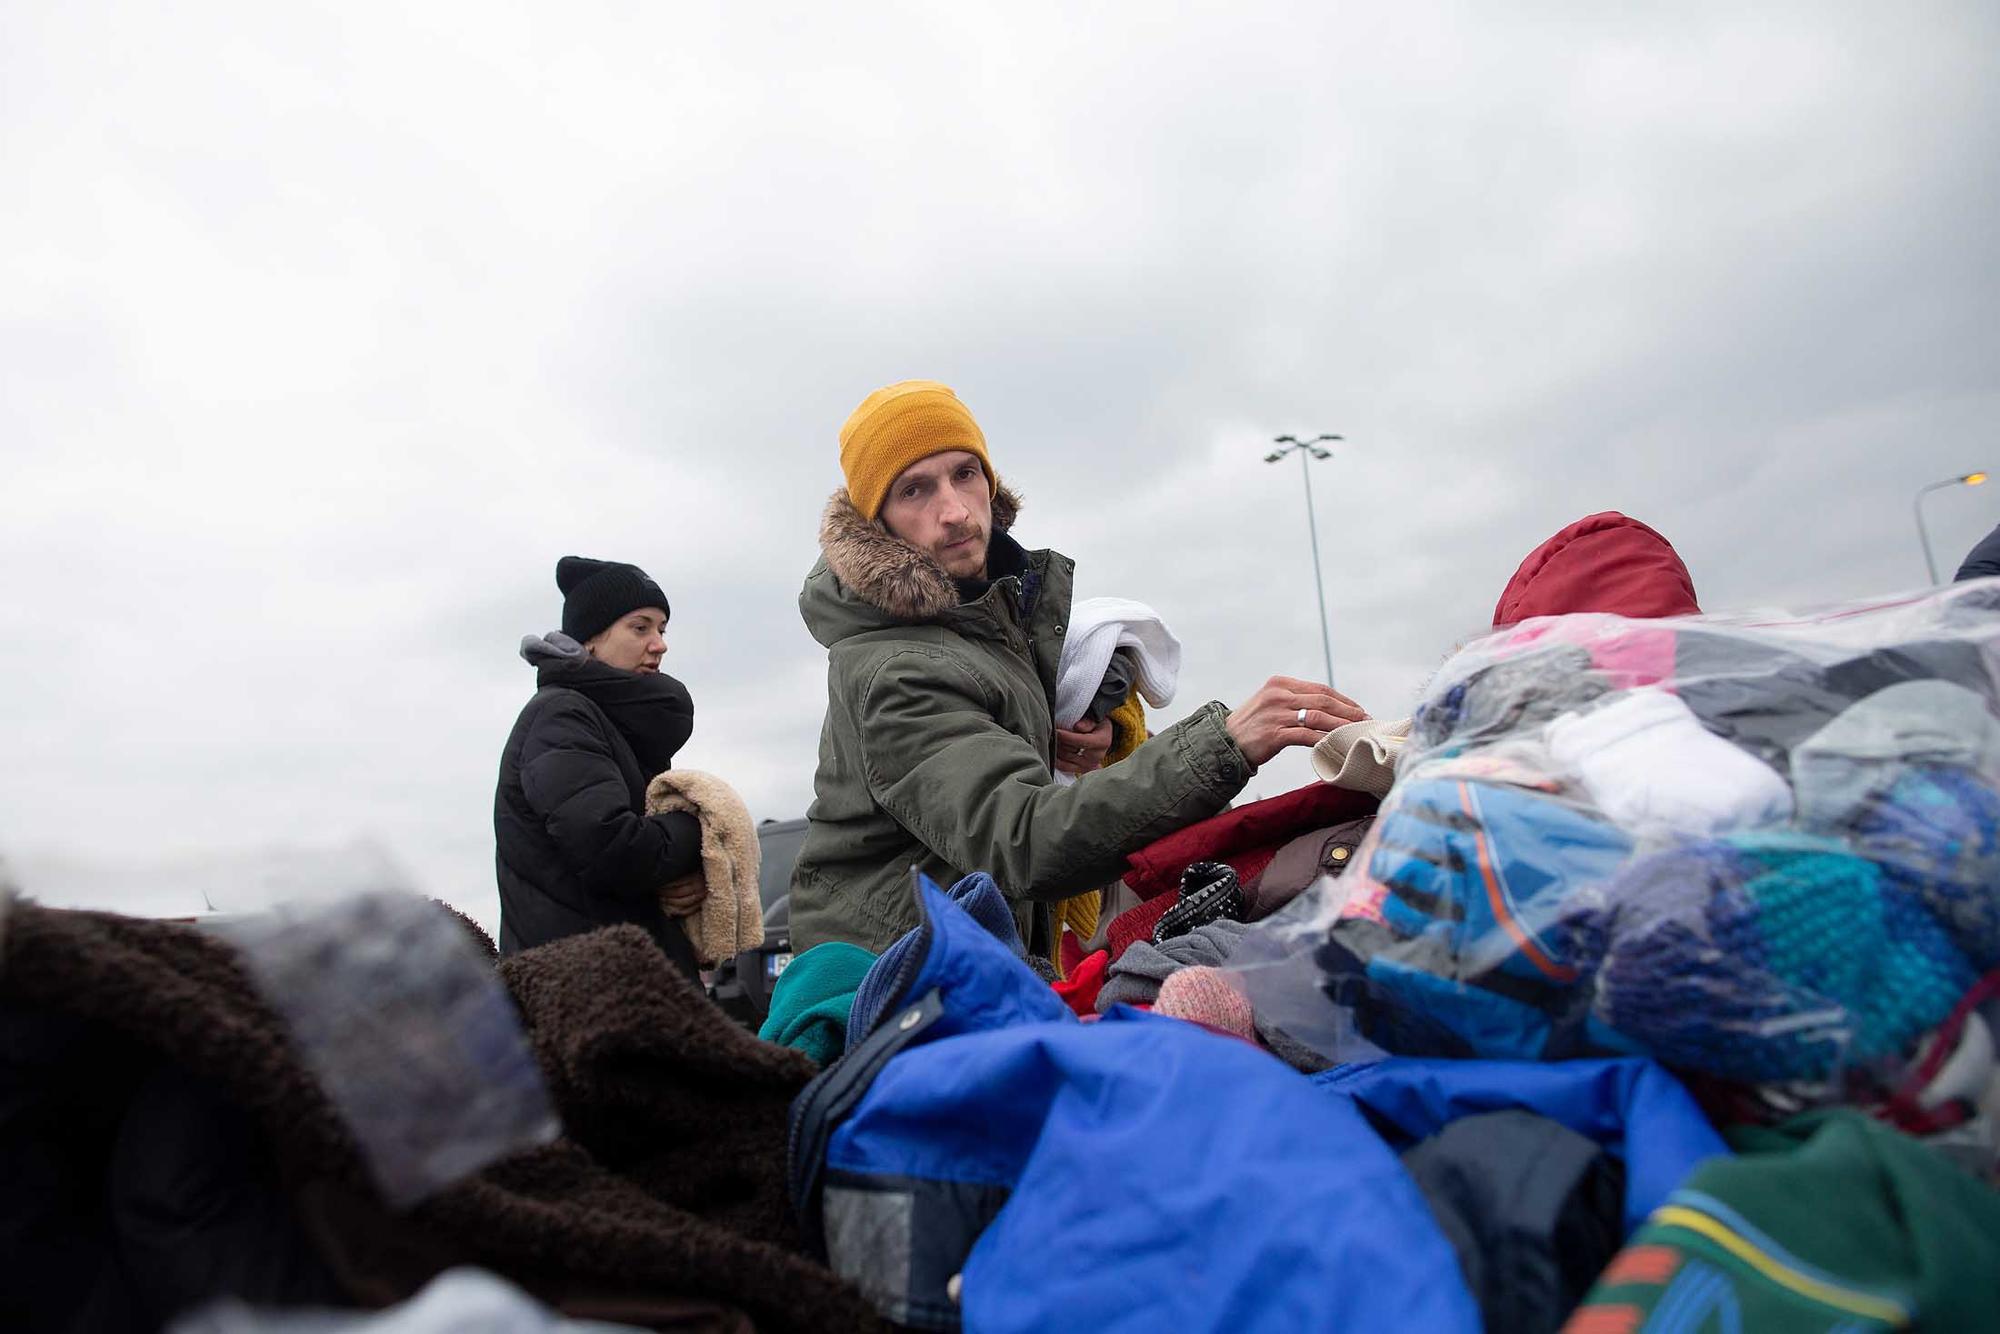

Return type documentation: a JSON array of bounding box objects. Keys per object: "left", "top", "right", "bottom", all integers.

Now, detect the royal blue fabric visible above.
[
  {"left": 891, "top": 873, "right": 1068, "bottom": 1041},
  {"left": 1359, "top": 955, "right": 1567, "bottom": 1060},
  {"left": 1368, "top": 776, "right": 1632, "bottom": 984},
  {"left": 1334, "top": 776, "right": 1636, "bottom": 1062},
  {"left": 1005, "top": 1020, "right": 1464, "bottom": 1332},
  {"left": 846, "top": 871, "right": 1054, "bottom": 1052},
  {"left": 1314, "top": 1056, "right": 1729, "bottom": 1235}
]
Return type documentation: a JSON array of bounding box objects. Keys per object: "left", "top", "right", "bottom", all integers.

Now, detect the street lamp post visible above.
[
  {"left": 1264, "top": 433, "right": 1342, "bottom": 688},
  {"left": 1914, "top": 471, "right": 1990, "bottom": 584}
]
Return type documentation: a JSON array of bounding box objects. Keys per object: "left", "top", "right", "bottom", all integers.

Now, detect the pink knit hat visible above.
[{"left": 1154, "top": 967, "right": 1255, "bottom": 1042}]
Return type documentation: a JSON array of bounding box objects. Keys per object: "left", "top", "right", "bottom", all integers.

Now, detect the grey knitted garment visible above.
[{"left": 1096, "top": 918, "right": 1251, "bottom": 1012}]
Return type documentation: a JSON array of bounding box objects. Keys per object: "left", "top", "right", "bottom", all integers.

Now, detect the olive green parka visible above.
[{"left": 789, "top": 484, "right": 1253, "bottom": 955}]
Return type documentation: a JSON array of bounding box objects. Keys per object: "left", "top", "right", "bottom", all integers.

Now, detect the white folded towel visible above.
[
  {"left": 1050, "top": 598, "right": 1181, "bottom": 788},
  {"left": 1052, "top": 597, "right": 1181, "bottom": 727}
]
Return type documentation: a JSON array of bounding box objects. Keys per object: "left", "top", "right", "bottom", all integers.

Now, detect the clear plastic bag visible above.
[
  {"left": 1231, "top": 582, "right": 2000, "bottom": 1099},
  {"left": 224, "top": 892, "right": 560, "bottom": 1209}
]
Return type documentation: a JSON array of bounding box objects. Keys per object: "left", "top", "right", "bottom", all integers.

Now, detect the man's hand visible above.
[
  {"left": 1055, "top": 716, "right": 1115, "bottom": 775},
  {"left": 661, "top": 879, "right": 708, "bottom": 917},
  {"left": 1225, "top": 675, "right": 1367, "bottom": 768}
]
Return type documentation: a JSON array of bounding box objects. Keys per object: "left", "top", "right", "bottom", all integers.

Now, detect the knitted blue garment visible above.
[
  {"left": 1588, "top": 842, "right": 1803, "bottom": 1079},
  {"left": 1594, "top": 834, "right": 1975, "bottom": 1083},
  {"left": 1847, "top": 765, "right": 2000, "bottom": 972},
  {"left": 1722, "top": 838, "right": 1971, "bottom": 1064}
]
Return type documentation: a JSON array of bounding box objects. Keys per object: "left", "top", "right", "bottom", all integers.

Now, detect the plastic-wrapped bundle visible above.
[
  {"left": 1408, "top": 643, "right": 1611, "bottom": 757},
  {"left": 1309, "top": 769, "right": 1630, "bottom": 1062},
  {"left": 1584, "top": 833, "right": 1974, "bottom": 1082},
  {"left": 1791, "top": 680, "right": 2000, "bottom": 971},
  {"left": 1845, "top": 767, "right": 2000, "bottom": 971},
  {"left": 1232, "top": 581, "right": 2000, "bottom": 1102},
  {"left": 224, "top": 892, "right": 560, "bottom": 1209}
]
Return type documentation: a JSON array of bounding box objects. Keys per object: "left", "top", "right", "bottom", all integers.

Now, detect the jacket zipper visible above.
[{"left": 786, "top": 872, "right": 941, "bottom": 1229}]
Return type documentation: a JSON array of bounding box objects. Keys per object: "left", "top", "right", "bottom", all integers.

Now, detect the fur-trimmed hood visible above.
[{"left": 800, "top": 482, "right": 1027, "bottom": 646}]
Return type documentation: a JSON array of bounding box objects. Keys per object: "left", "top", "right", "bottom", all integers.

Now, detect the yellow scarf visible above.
[{"left": 1051, "top": 689, "right": 1150, "bottom": 972}]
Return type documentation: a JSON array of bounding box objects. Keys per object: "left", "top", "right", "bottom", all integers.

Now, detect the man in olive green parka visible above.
[{"left": 790, "top": 380, "right": 1363, "bottom": 957}]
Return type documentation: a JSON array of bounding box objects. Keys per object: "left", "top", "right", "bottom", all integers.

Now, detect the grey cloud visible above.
[{"left": 4, "top": 1, "right": 1997, "bottom": 931}]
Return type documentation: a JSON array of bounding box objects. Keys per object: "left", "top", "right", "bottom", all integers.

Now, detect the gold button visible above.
[{"left": 1330, "top": 847, "right": 1350, "bottom": 862}]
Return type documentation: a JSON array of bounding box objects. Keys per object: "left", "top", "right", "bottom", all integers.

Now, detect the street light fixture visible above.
[
  {"left": 1915, "top": 471, "right": 1991, "bottom": 584},
  {"left": 1265, "top": 433, "right": 1342, "bottom": 687}
]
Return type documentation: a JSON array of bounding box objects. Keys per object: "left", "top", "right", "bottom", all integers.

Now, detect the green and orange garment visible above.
[{"left": 1565, "top": 1110, "right": 2000, "bottom": 1333}]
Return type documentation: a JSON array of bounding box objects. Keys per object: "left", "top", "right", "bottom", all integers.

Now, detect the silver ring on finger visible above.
[{"left": 1296, "top": 707, "right": 1308, "bottom": 726}]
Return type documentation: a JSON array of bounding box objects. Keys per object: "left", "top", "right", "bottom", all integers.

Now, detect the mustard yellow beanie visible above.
[{"left": 839, "top": 380, "right": 996, "bottom": 521}]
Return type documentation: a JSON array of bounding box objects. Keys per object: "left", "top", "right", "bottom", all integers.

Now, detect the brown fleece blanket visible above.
[{"left": 0, "top": 899, "right": 883, "bottom": 1334}]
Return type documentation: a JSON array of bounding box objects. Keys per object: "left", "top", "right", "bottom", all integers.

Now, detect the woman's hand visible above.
[
  {"left": 1055, "top": 716, "right": 1116, "bottom": 775},
  {"left": 1225, "top": 676, "right": 1368, "bottom": 767},
  {"left": 661, "top": 879, "right": 708, "bottom": 917}
]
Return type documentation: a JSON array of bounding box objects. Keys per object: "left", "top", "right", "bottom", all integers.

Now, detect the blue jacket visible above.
[
  {"left": 1316, "top": 1056, "right": 1727, "bottom": 1236},
  {"left": 789, "top": 873, "right": 1726, "bottom": 1332}
]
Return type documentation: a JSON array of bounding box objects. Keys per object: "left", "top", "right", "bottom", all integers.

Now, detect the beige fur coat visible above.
[{"left": 645, "top": 769, "right": 764, "bottom": 967}]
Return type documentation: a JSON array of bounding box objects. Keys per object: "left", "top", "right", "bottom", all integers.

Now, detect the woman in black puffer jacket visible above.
[{"left": 495, "top": 555, "right": 705, "bottom": 976}]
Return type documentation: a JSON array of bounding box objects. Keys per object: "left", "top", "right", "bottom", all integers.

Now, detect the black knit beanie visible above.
[{"left": 557, "top": 556, "right": 671, "bottom": 643}]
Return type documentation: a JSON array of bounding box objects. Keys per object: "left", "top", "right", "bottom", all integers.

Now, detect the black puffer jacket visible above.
[
  {"left": 1956, "top": 522, "right": 2000, "bottom": 582},
  {"left": 495, "top": 635, "right": 702, "bottom": 975}
]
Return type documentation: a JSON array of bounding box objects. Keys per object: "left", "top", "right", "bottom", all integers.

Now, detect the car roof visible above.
[{"left": 755, "top": 818, "right": 809, "bottom": 911}]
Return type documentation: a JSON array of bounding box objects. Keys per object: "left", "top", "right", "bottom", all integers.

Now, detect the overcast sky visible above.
[{"left": 5, "top": 1, "right": 1997, "bottom": 928}]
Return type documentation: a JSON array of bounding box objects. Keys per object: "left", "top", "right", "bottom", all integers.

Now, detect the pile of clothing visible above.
[
  {"left": 1293, "top": 581, "right": 2000, "bottom": 1112},
  {"left": 782, "top": 869, "right": 2000, "bottom": 1331},
  {"left": 770, "top": 578, "right": 2000, "bottom": 1331},
  {"left": 0, "top": 894, "right": 886, "bottom": 1333}
]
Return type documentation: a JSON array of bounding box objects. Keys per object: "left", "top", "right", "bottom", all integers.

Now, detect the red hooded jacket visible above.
[{"left": 1492, "top": 512, "right": 1700, "bottom": 627}]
